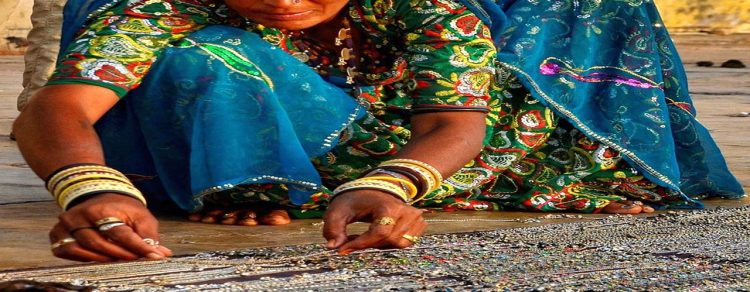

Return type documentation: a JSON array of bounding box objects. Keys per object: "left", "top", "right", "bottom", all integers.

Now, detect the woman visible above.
[
  {"left": 16, "top": 0, "right": 68, "bottom": 112},
  {"left": 14, "top": 0, "right": 744, "bottom": 262}
]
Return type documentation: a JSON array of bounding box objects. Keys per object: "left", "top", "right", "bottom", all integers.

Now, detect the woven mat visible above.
[{"left": 2, "top": 207, "right": 750, "bottom": 291}]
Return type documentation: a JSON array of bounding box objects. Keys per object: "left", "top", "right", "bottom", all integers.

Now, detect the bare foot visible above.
[
  {"left": 188, "top": 206, "right": 291, "bottom": 226},
  {"left": 602, "top": 200, "right": 655, "bottom": 214}
]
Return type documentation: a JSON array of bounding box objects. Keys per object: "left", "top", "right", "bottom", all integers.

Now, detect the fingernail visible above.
[
  {"left": 326, "top": 239, "right": 336, "bottom": 249},
  {"left": 146, "top": 252, "right": 164, "bottom": 260}
]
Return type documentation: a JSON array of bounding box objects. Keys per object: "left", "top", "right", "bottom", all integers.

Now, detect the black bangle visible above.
[
  {"left": 376, "top": 165, "right": 431, "bottom": 200},
  {"left": 363, "top": 167, "right": 424, "bottom": 196}
]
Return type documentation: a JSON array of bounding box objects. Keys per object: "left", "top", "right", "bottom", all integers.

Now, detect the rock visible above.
[
  {"left": 721, "top": 59, "right": 746, "bottom": 68},
  {"left": 696, "top": 61, "right": 714, "bottom": 67}
]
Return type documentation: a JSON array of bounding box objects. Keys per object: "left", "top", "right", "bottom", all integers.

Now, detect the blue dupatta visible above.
[
  {"left": 61, "top": 0, "right": 365, "bottom": 210},
  {"left": 459, "top": 0, "right": 744, "bottom": 201}
]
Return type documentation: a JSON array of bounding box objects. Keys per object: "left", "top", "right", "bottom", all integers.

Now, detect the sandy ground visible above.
[{"left": 0, "top": 33, "right": 747, "bottom": 270}]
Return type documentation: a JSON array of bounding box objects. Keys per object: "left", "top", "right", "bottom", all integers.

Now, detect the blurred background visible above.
[{"left": 0, "top": 0, "right": 749, "bottom": 54}]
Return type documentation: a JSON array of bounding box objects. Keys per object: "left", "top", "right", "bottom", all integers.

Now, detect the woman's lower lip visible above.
[{"left": 261, "top": 11, "right": 313, "bottom": 20}]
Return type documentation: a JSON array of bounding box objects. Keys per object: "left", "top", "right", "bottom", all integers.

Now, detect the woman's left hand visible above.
[{"left": 322, "top": 190, "right": 427, "bottom": 254}]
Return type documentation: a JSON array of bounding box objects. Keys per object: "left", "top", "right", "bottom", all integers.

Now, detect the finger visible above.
[
  {"left": 52, "top": 242, "right": 116, "bottom": 262},
  {"left": 50, "top": 223, "right": 113, "bottom": 262},
  {"left": 156, "top": 245, "right": 174, "bottom": 257},
  {"left": 70, "top": 228, "right": 141, "bottom": 261},
  {"left": 101, "top": 224, "right": 166, "bottom": 260},
  {"left": 323, "top": 208, "right": 355, "bottom": 249},
  {"left": 395, "top": 217, "right": 427, "bottom": 248},
  {"left": 383, "top": 211, "right": 425, "bottom": 249},
  {"left": 337, "top": 213, "right": 397, "bottom": 254},
  {"left": 58, "top": 213, "right": 142, "bottom": 260},
  {"left": 130, "top": 213, "right": 172, "bottom": 257}
]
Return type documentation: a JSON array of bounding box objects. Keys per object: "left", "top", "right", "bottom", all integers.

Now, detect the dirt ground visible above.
[{"left": 0, "top": 33, "right": 747, "bottom": 270}]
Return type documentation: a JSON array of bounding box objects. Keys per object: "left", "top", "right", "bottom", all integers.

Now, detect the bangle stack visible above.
[
  {"left": 377, "top": 159, "right": 443, "bottom": 202},
  {"left": 331, "top": 158, "right": 443, "bottom": 205},
  {"left": 45, "top": 164, "right": 147, "bottom": 210}
]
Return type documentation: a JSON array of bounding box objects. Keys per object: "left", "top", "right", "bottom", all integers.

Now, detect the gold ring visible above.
[
  {"left": 98, "top": 222, "right": 126, "bottom": 232},
  {"left": 94, "top": 217, "right": 124, "bottom": 227},
  {"left": 402, "top": 234, "right": 420, "bottom": 244},
  {"left": 50, "top": 237, "right": 76, "bottom": 250},
  {"left": 374, "top": 217, "right": 396, "bottom": 225}
]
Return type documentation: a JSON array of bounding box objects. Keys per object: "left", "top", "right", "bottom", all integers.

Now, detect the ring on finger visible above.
[
  {"left": 402, "top": 234, "right": 420, "bottom": 244},
  {"left": 69, "top": 226, "right": 95, "bottom": 236},
  {"left": 98, "top": 222, "right": 126, "bottom": 232},
  {"left": 143, "top": 238, "right": 159, "bottom": 246},
  {"left": 94, "top": 217, "right": 124, "bottom": 227},
  {"left": 374, "top": 216, "right": 396, "bottom": 225},
  {"left": 51, "top": 237, "right": 77, "bottom": 250}
]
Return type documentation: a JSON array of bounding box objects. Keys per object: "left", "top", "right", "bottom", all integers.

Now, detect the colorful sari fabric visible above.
[{"left": 52, "top": 0, "right": 744, "bottom": 214}]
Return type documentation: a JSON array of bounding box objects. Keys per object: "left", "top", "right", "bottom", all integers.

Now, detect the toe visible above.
[
  {"left": 603, "top": 201, "right": 644, "bottom": 214},
  {"left": 200, "top": 209, "right": 224, "bottom": 224},
  {"left": 236, "top": 211, "right": 259, "bottom": 226},
  {"left": 220, "top": 210, "right": 240, "bottom": 225},
  {"left": 260, "top": 209, "right": 291, "bottom": 225},
  {"left": 187, "top": 213, "right": 203, "bottom": 222}
]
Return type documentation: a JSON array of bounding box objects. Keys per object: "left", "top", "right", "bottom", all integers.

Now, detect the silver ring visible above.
[
  {"left": 98, "top": 222, "right": 126, "bottom": 232},
  {"left": 94, "top": 217, "right": 124, "bottom": 226},
  {"left": 143, "top": 238, "right": 159, "bottom": 246},
  {"left": 51, "top": 237, "right": 76, "bottom": 250}
]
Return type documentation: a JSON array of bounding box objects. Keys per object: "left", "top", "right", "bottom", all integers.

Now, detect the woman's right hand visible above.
[{"left": 48, "top": 193, "right": 172, "bottom": 262}]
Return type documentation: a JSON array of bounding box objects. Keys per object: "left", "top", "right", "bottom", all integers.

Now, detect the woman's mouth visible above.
[{"left": 259, "top": 10, "right": 314, "bottom": 21}]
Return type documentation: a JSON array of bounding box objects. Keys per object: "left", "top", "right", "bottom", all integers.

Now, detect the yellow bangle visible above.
[
  {"left": 46, "top": 165, "right": 127, "bottom": 191},
  {"left": 332, "top": 179, "right": 410, "bottom": 203},
  {"left": 52, "top": 172, "right": 133, "bottom": 197},
  {"left": 359, "top": 176, "right": 418, "bottom": 199},
  {"left": 58, "top": 180, "right": 146, "bottom": 210}
]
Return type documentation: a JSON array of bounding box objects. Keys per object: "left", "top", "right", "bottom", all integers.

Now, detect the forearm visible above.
[
  {"left": 393, "top": 112, "right": 487, "bottom": 178},
  {"left": 13, "top": 85, "right": 119, "bottom": 179}
]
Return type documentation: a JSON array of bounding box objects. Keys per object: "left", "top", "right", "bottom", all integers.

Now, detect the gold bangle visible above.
[
  {"left": 58, "top": 180, "right": 146, "bottom": 210},
  {"left": 332, "top": 179, "right": 410, "bottom": 203},
  {"left": 381, "top": 159, "right": 443, "bottom": 183},
  {"left": 57, "top": 179, "right": 112, "bottom": 206},
  {"left": 359, "top": 176, "right": 418, "bottom": 199},
  {"left": 46, "top": 166, "right": 128, "bottom": 192},
  {"left": 52, "top": 172, "right": 133, "bottom": 198},
  {"left": 61, "top": 185, "right": 145, "bottom": 211}
]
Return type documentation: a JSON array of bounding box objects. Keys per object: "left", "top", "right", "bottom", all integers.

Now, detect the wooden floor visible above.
[{"left": 0, "top": 34, "right": 748, "bottom": 270}]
